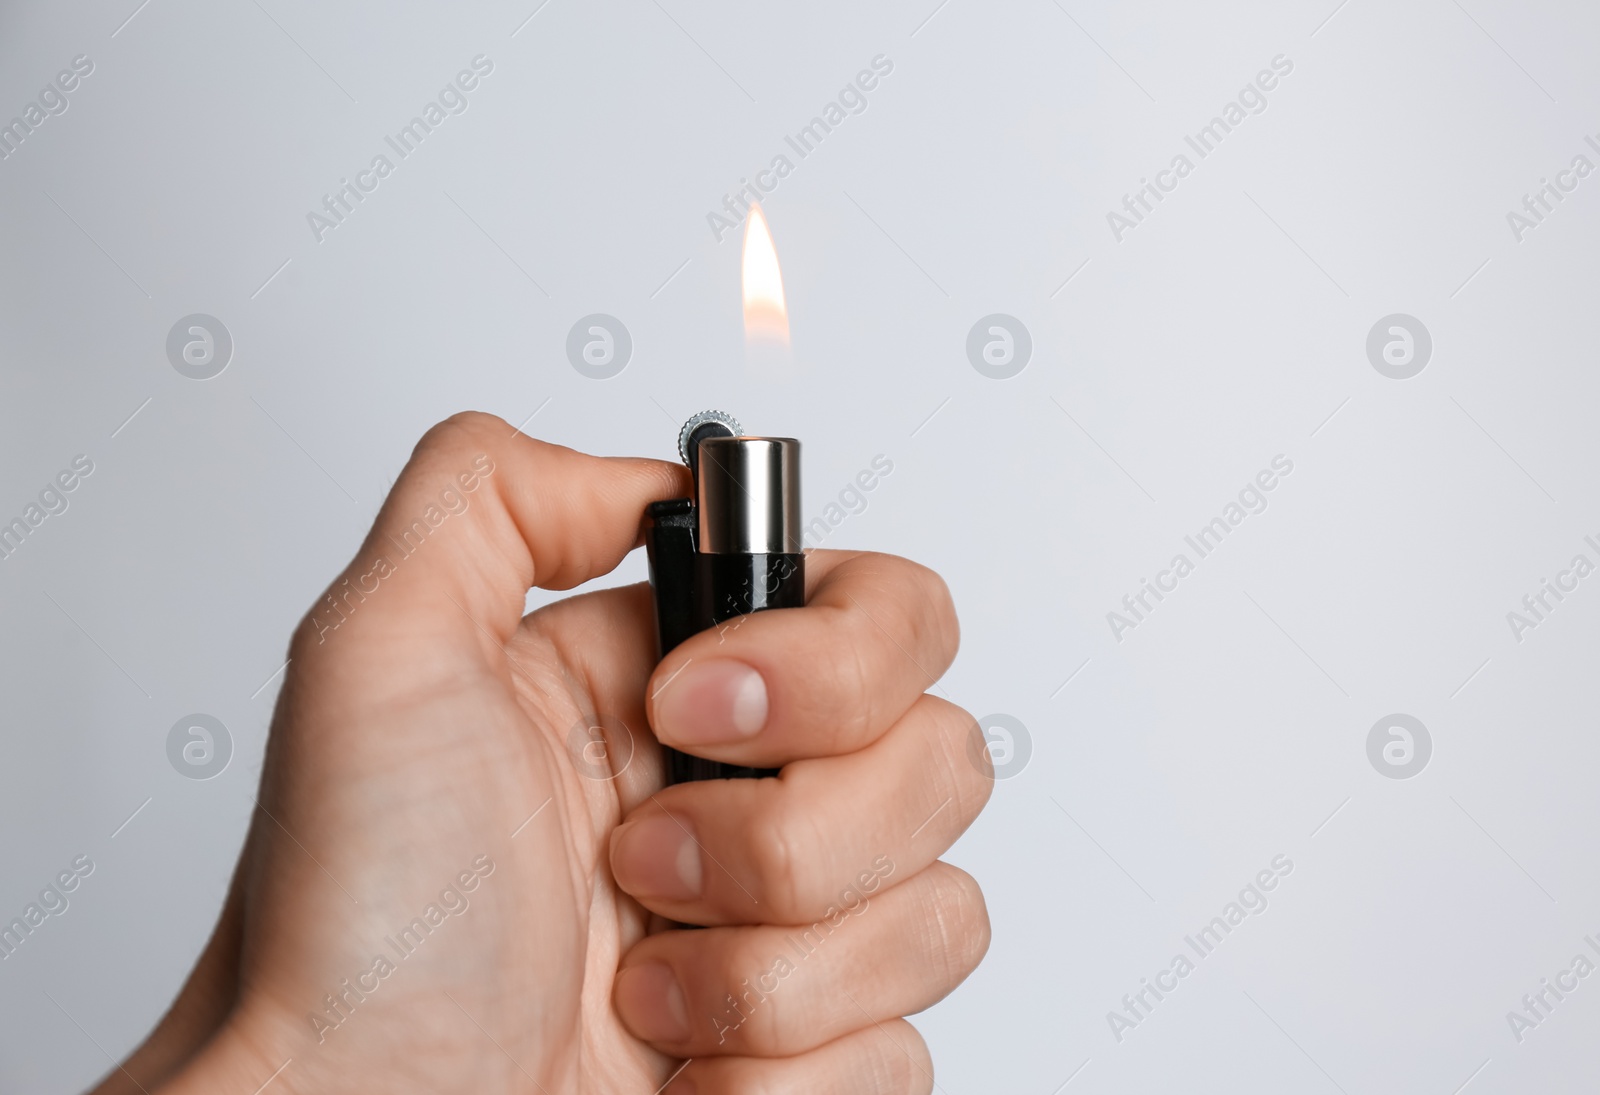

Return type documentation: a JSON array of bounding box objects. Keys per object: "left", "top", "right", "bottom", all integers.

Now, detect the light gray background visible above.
[{"left": 2, "top": 0, "right": 1597, "bottom": 1091}]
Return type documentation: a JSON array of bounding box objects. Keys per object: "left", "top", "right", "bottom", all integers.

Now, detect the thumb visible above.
[{"left": 294, "top": 411, "right": 687, "bottom": 662}]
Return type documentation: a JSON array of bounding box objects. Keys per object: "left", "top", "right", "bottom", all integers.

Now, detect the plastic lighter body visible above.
[{"left": 643, "top": 415, "right": 804, "bottom": 784}]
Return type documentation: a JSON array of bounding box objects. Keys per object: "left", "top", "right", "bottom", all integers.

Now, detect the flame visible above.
[{"left": 741, "top": 203, "right": 789, "bottom": 345}]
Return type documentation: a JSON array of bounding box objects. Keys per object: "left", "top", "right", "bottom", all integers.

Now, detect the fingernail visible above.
[
  {"left": 654, "top": 659, "right": 768, "bottom": 744},
  {"left": 611, "top": 814, "right": 702, "bottom": 901},
  {"left": 616, "top": 962, "right": 690, "bottom": 1043}
]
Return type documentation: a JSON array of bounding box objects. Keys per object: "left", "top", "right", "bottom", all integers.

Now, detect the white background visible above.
[{"left": 2, "top": 0, "right": 1598, "bottom": 1091}]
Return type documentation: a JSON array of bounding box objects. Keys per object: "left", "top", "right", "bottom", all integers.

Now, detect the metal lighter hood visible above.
[{"left": 695, "top": 436, "right": 802, "bottom": 555}]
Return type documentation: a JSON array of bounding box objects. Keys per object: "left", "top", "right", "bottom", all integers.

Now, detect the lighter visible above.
[{"left": 643, "top": 410, "right": 803, "bottom": 785}]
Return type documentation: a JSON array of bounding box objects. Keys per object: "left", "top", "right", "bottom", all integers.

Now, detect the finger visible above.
[
  {"left": 610, "top": 695, "right": 991, "bottom": 925},
  {"left": 291, "top": 411, "right": 686, "bottom": 672},
  {"left": 645, "top": 549, "right": 958, "bottom": 765},
  {"left": 662, "top": 1019, "right": 934, "bottom": 1095},
  {"left": 613, "top": 861, "right": 989, "bottom": 1058}
]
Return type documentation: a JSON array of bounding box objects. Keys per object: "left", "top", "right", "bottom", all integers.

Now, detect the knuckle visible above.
[
  {"left": 907, "top": 557, "right": 954, "bottom": 617},
  {"left": 706, "top": 934, "right": 791, "bottom": 1050},
  {"left": 413, "top": 411, "right": 508, "bottom": 465},
  {"left": 819, "top": 1023, "right": 932, "bottom": 1095},
  {"left": 809, "top": 604, "right": 876, "bottom": 738},
  {"left": 438, "top": 409, "right": 509, "bottom": 440},
  {"left": 889, "top": 704, "right": 968, "bottom": 843},
  {"left": 868, "top": 1021, "right": 934, "bottom": 1095},
  {"left": 863, "top": 552, "right": 961, "bottom": 675},
  {"left": 744, "top": 798, "right": 818, "bottom": 917},
  {"left": 919, "top": 864, "right": 991, "bottom": 986},
  {"left": 921, "top": 696, "right": 996, "bottom": 823},
  {"left": 914, "top": 562, "right": 960, "bottom": 665},
  {"left": 881, "top": 554, "right": 958, "bottom": 661}
]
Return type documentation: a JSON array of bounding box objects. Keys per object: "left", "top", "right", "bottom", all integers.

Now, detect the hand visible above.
[{"left": 94, "top": 412, "right": 991, "bottom": 1094}]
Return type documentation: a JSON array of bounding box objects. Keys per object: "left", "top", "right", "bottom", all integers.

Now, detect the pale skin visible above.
[{"left": 90, "top": 412, "right": 992, "bottom": 1094}]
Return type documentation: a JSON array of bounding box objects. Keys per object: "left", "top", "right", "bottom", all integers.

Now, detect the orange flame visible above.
[{"left": 741, "top": 203, "right": 789, "bottom": 345}]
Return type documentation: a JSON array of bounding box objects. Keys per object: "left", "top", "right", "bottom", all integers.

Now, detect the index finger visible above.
[{"left": 645, "top": 549, "right": 959, "bottom": 766}]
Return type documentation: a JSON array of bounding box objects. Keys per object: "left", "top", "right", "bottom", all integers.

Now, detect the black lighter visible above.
[{"left": 643, "top": 410, "right": 804, "bottom": 784}]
